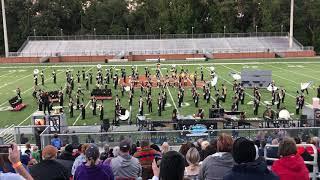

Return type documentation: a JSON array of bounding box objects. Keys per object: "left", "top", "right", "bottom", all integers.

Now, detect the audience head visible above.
[
  {"left": 85, "top": 144, "right": 100, "bottom": 167},
  {"left": 159, "top": 151, "right": 185, "bottom": 180},
  {"left": 113, "top": 146, "right": 120, "bottom": 157},
  {"left": 217, "top": 133, "right": 233, "bottom": 152},
  {"left": 201, "top": 141, "right": 209, "bottom": 150},
  {"left": 278, "top": 138, "right": 297, "bottom": 157},
  {"left": 42, "top": 145, "right": 58, "bottom": 160},
  {"left": 140, "top": 140, "right": 150, "bottom": 148},
  {"left": 53, "top": 133, "right": 58, "bottom": 138},
  {"left": 232, "top": 137, "right": 256, "bottom": 164},
  {"left": 64, "top": 144, "right": 73, "bottom": 153},
  {"left": 294, "top": 137, "right": 301, "bottom": 144},
  {"left": 161, "top": 142, "right": 170, "bottom": 154},
  {"left": 179, "top": 142, "right": 195, "bottom": 157},
  {"left": 310, "top": 137, "right": 319, "bottom": 147},
  {"left": 119, "top": 139, "right": 131, "bottom": 153},
  {"left": 32, "top": 146, "right": 38, "bottom": 152},
  {"left": 81, "top": 144, "right": 90, "bottom": 154},
  {"left": 25, "top": 143, "right": 31, "bottom": 150},
  {"left": 150, "top": 144, "right": 161, "bottom": 152},
  {"left": 186, "top": 147, "right": 200, "bottom": 166},
  {"left": 103, "top": 144, "right": 110, "bottom": 153},
  {"left": 271, "top": 139, "right": 279, "bottom": 145}
]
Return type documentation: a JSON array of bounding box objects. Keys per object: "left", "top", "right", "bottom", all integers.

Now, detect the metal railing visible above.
[
  {"left": 27, "top": 32, "right": 289, "bottom": 41},
  {"left": 38, "top": 126, "right": 320, "bottom": 149}
]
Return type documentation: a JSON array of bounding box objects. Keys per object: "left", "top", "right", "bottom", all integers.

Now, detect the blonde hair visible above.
[
  {"left": 161, "top": 142, "right": 170, "bottom": 154},
  {"left": 201, "top": 141, "right": 209, "bottom": 150},
  {"left": 186, "top": 147, "right": 200, "bottom": 166}
]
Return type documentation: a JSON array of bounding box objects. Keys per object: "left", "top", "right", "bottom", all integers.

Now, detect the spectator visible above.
[
  {"left": 179, "top": 142, "right": 195, "bottom": 166},
  {"left": 224, "top": 137, "right": 278, "bottom": 180},
  {"left": 25, "top": 144, "right": 31, "bottom": 151},
  {"left": 71, "top": 131, "right": 80, "bottom": 148},
  {"left": 272, "top": 138, "right": 309, "bottom": 180},
  {"left": 20, "top": 133, "right": 29, "bottom": 144},
  {"left": 111, "top": 139, "right": 142, "bottom": 179},
  {"left": 266, "top": 138, "right": 279, "bottom": 165},
  {"left": 199, "top": 141, "right": 210, "bottom": 161},
  {"left": 74, "top": 144, "right": 114, "bottom": 180},
  {"left": 185, "top": 147, "right": 200, "bottom": 179},
  {"left": 113, "top": 146, "right": 120, "bottom": 157},
  {"left": 20, "top": 150, "right": 31, "bottom": 166},
  {"left": 294, "top": 137, "right": 313, "bottom": 172},
  {"left": 51, "top": 133, "right": 63, "bottom": 150},
  {"left": 58, "top": 144, "right": 76, "bottom": 161},
  {"left": 259, "top": 140, "right": 267, "bottom": 157},
  {"left": 30, "top": 145, "right": 69, "bottom": 180},
  {"left": 85, "top": 135, "right": 95, "bottom": 143},
  {"left": 0, "top": 143, "right": 34, "bottom": 180},
  {"left": 134, "top": 140, "right": 161, "bottom": 179},
  {"left": 202, "top": 139, "right": 217, "bottom": 159},
  {"left": 152, "top": 151, "right": 185, "bottom": 180},
  {"left": 100, "top": 144, "right": 110, "bottom": 161},
  {"left": 161, "top": 142, "right": 170, "bottom": 154},
  {"left": 31, "top": 146, "right": 40, "bottom": 163},
  {"left": 72, "top": 144, "right": 90, "bottom": 176},
  {"left": 200, "top": 133, "right": 234, "bottom": 180},
  {"left": 150, "top": 144, "right": 161, "bottom": 153}
]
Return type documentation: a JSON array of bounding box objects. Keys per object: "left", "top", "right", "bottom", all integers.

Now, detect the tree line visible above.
[{"left": 0, "top": 0, "right": 319, "bottom": 55}]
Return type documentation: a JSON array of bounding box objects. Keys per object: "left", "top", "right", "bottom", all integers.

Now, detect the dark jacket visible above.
[
  {"left": 199, "top": 152, "right": 234, "bottom": 180},
  {"left": 30, "top": 160, "right": 69, "bottom": 180},
  {"left": 74, "top": 162, "right": 114, "bottom": 180},
  {"left": 58, "top": 151, "right": 76, "bottom": 161},
  {"left": 224, "top": 158, "right": 279, "bottom": 180}
]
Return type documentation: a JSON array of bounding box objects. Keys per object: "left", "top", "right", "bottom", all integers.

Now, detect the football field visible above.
[{"left": 0, "top": 58, "right": 319, "bottom": 129}]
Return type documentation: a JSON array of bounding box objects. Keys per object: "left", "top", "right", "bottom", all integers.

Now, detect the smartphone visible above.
[{"left": 0, "top": 144, "right": 12, "bottom": 154}]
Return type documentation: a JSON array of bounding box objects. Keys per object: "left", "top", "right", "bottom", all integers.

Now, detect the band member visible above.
[
  {"left": 40, "top": 71, "right": 45, "bottom": 85},
  {"left": 253, "top": 95, "right": 260, "bottom": 116},
  {"left": 16, "top": 87, "right": 21, "bottom": 99},
  {"left": 89, "top": 71, "right": 93, "bottom": 84},
  {"left": 82, "top": 67, "right": 86, "bottom": 81},
  {"left": 200, "top": 67, "right": 204, "bottom": 81},
  {"left": 34, "top": 75, "right": 38, "bottom": 86},
  {"left": 121, "top": 84, "right": 125, "bottom": 97},
  {"left": 85, "top": 76, "right": 89, "bottom": 90},
  {"left": 221, "top": 84, "right": 227, "bottom": 102},
  {"left": 205, "top": 88, "right": 210, "bottom": 104},
  {"left": 178, "top": 92, "right": 182, "bottom": 108},
  {"left": 231, "top": 102, "right": 237, "bottom": 112},
  {"left": 275, "top": 90, "right": 281, "bottom": 110},
  {"left": 239, "top": 86, "right": 245, "bottom": 105},
  {"left": 114, "top": 73, "right": 119, "bottom": 89},
  {"left": 52, "top": 70, "right": 56, "bottom": 84},
  {"left": 138, "top": 96, "right": 144, "bottom": 116},
  {"left": 317, "top": 85, "right": 320, "bottom": 98},
  {"left": 195, "top": 93, "right": 199, "bottom": 108},
  {"left": 69, "top": 98, "right": 74, "bottom": 118},
  {"left": 253, "top": 87, "right": 261, "bottom": 101},
  {"left": 233, "top": 80, "right": 238, "bottom": 92},
  {"left": 106, "top": 69, "right": 110, "bottom": 84},
  {"left": 296, "top": 92, "right": 305, "bottom": 115},
  {"left": 58, "top": 90, "right": 64, "bottom": 107},
  {"left": 76, "top": 71, "right": 81, "bottom": 83},
  {"left": 43, "top": 92, "right": 50, "bottom": 115},
  {"left": 115, "top": 95, "right": 120, "bottom": 110},
  {"left": 147, "top": 94, "right": 153, "bottom": 113},
  {"left": 92, "top": 96, "right": 97, "bottom": 116},
  {"left": 76, "top": 93, "right": 80, "bottom": 110},
  {"left": 38, "top": 92, "right": 43, "bottom": 111},
  {"left": 271, "top": 89, "right": 276, "bottom": 105},
  {"left": 302, "top": 88, "right": 309, "bottom": 95},
  {"left": 193, "top": 71, "right": 197, "bottom": 86},
  {"left": 158, "top": 94, "right": 162, "bottom": 116},
  {"left": 280, "top": 87, "right": 286, "bottom": 103},
  {"left": 264, "top": 107, "right": 275, "bottom": 128},
  {"left": 99, "top": 104, "right": 104, "bottom": 121},
  {"left": 81, "top": 103, "right": 86, "bottom": 120}
]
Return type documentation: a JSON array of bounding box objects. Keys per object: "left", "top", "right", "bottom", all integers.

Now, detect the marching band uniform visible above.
[
  {"left": 138, "top": 96, "right": 144, "bottom": 116},
  {"left": 81, "top": 103, "right": 86, "bottom": 120},
  {"left": 271, "top": 90, "right": 276, "bottom": 105},
  {"left": 128, "top": 92, "right": 133, "bottom": 106},
  {"left": 215, "top": 91, "right": 221, "bottom": 108},
  {"left": 34, "top": 76, "right": 38, "bottom": 86},
  {"left": 76, "top": 93, "right": 80, "bottom": 110},
  {"left": 253, "top": 95, "right": 259, "bottom": 116},
  {"left": 82, "top": 68, "right": 86, "bottom": 81},
  {"left": 200, "top": 68, "right": 204, "bottom": 81},
  {"left": 158, "top": 95, "right": 162, "bottom": 116},
  {"left": 40, "top": 71, "right": 44, "bottom": 85},
  {"left": 85, "top": 77, "right": 89, "bottom": 90},
  {"left": 58, "top": 91, "right": 64, "bottom": 107},
  {"left": 205, "top": 88, "right": 210, "bottom": 104},
  {"left": 69, "top": 98, "right": 74, "bottom": 118},
  {"left": 280, "top": 88, "right": 286, "bottom": 103},
  {"left": 121, "top": 84, "right": 125, "bottom": 97},
  {"left": 239, "top": 87, "right": 245, "bottom": 105},
  {"left": 147, "top": 94, "right": 153, "bottom": 113},
  {"left": 195, "top": 93, "right": 199, "bottom": 108},
  {"left": 276, "top": 90, "right": 281, "bottom": 109},
  {"left": 162, "top": 91, "right": 167, "bottom": 111},
  {"left": 92, "top": 97, "right": 97, "bottom": 116},
  {"left": 178, "top": 92, "right": 182, "bottom": 108},
  {"left": 52, "top": 70, "right": 56, "bottom": 84},
  {"left": 89, "top": 71, "right": 93, "bottom": 84},
  {"left": 231, "top": 103, "right": 237, "bottom": 112},
  {"left": 100, "top": 105, "right": 104, "bottom": 121},
  {"left": 114, "top": 74, "right": 119, "bottom": 89},
  {"left": 77, "top": 71, "right": 80, "bottom": 83},
  {"left": 222, "top": 84, "right": 227, "bottom": 102}
]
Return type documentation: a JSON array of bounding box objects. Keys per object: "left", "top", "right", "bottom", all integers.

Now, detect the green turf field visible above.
[{"left": 0, "top": 58, "right": 319, "bottom": 128}]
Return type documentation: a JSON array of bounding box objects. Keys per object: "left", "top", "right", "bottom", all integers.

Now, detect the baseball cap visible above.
[
  {"left": 119, "top": 139, "right": 131, "bottom": 152},
  {"left": 85, "top": 144, "right": 100, "bottom": 160}
]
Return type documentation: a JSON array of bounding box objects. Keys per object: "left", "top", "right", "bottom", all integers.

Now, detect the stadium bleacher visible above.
[{"left": 17, "top": 34, "right": 304, "bottom": 57}]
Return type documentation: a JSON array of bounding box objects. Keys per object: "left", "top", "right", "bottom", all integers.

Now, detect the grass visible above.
[{"left": 0, "top": 58, "right": 319, "bottom": 128}]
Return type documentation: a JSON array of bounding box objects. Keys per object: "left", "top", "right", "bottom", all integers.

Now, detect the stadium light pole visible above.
[
  {"left": 281, "top": 24, "right": 283, "bottom": 34},
  {"left": 126, "top": 28, "right": 129, "bottom": 53},
  {"left": 1, "top": 0, "right": 9, "bottom": 57},
  {"left": 33, "top": 29, "right": 36, "bottom": 36},
  {"left": 289, "top": 0, "right": 294, "bottom": 48},
  {"left": 127, "top": 28, "right": 129, "bottom": 40},
  {"left": 60, "top": 29, "right": 63, "bottom": 36},
  {"left": 255, "top": 25, "right": 258, "bottom": 35},
  {"left": 159, "top": 27, "right": 162, "bottom": 40},
  {"left": 224, "top": 25, "right": 226, "bottom": 37}
]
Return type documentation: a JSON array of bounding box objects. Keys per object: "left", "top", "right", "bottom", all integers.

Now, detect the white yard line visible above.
[
  {"left": 268, "top": 64, "right": 319, "bottom": 81},
  {"left": 159, "top": 68, "right": 179, "bottom": 113},
  {"left": 0, "top": 71, "right": 15, "bottom": 78}
]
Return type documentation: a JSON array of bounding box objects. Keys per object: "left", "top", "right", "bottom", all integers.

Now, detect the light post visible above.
[
  {"left": 192, "top": 26, "right": 194, "bottom": 39},
  {"left": 255, "top": 25, "right": 258, "bottom": 35},
  {"left": 60, "top": 28, "right": 63, "bottom": 36},
  {"left": 1, "top": 0, "right": 8, "bottom": 57},
  {"left": 127, "top": 28, "right": 129, "bottom": 40},
  {"left": 159, "top": 27, "right": 162, "bottom": 40},
  {"left": 93, "top": 28, "right": 96, "bottom": 38},
  {"left": 224, "top": 25, "right": 226, "bottom": 37},
  {"left": 33, "top": 29, "right": 36, "bottom": 36},
  {"left": 281, "top": 24, "right": 283, "bottom": 34},
  {"left": 289, "top": 0, "right": 294, "bottom": 48}
]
